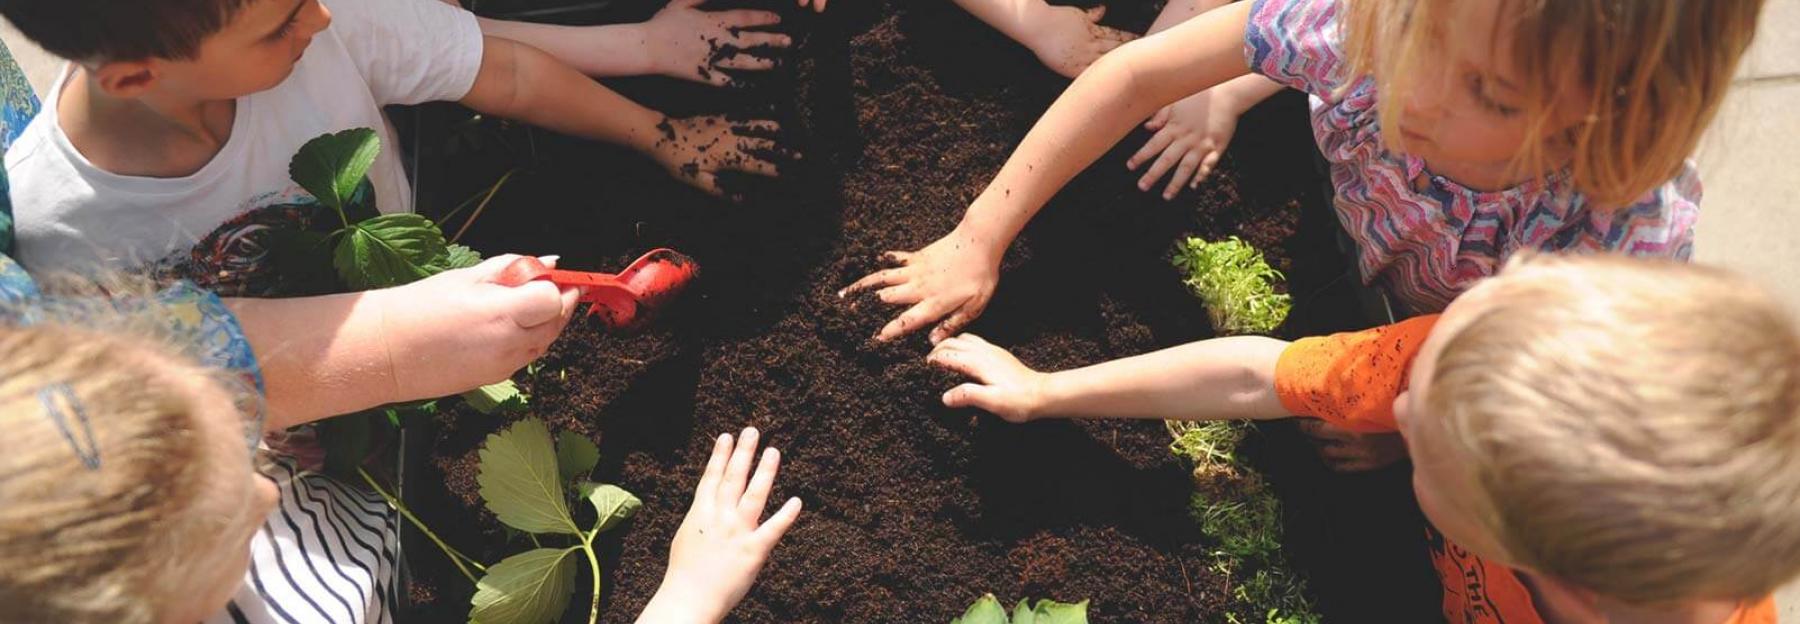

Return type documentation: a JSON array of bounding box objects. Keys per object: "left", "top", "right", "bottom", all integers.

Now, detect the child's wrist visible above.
[{"left": 639, "top": 582, "right": 723, "bottom": 623}]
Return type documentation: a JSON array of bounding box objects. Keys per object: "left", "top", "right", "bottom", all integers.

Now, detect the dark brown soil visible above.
[{"left": 397, "top": 0, "right": 1353, "bottom": 622}]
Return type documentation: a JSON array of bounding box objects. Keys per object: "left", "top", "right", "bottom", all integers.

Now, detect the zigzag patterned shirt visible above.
[{"left": 1244, "top": 0, "right": 1700, "bottom": 313}]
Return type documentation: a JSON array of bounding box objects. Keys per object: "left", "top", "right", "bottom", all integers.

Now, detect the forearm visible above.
[
  {"left": 1033, "top": 335, "right": 1290, "bottom": 422},
  {"left": 227, "top": 293, "right": 400, "bottom": 430},
  {"left": 476, "top": 18, "right": 657, "bottom": 77},
  {"left": 634, "top": 588, "right": 717, "bottom": 624},
  {"left": 956, "top": 1, "right": 1254, "bottom": 246},
  {"left": 1148, "top": 0, "right": 1228, "bottom": 34},
  {"left": 464, "top": 36, "right": 665, "bottom": 154},
  {"left": 1211, "top": 73, "right": 1284, "bottom": 114}
]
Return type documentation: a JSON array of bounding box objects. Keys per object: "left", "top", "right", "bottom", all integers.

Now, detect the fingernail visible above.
[{"left": 541, "top": 255, "right": 561, "bottom": 263}]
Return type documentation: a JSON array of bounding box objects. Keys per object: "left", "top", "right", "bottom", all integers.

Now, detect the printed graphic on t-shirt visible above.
[{"left": 152, "top": 187, "right": 345, "bottom": 298}]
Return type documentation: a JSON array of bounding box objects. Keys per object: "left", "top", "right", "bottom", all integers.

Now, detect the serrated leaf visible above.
[
  {"left": 468, "top": 547, "right": 579, "bottom": 624},
  {"left": 951, "top": 594, "right": 1008, "bottom": 624},
  {"left": 290, "top": 128, "right": 380, "bottom": 214},
  {"left": 477, "top": 418, "right": 576, "bottom": 535},
  {"left": 584, "top": 483, "right": 640, "bottom": 533},
  {"left": 556, "top": 432, "right": 599, "bottom": 483},
  {"left": 332, "top": 213, "right": 448, "bottom": 290},
  {"left": 442, "top": 243, "right": 484, "bottom": 270},
  {"left": 465, "top": 379, "right": 527, "bottom": 415},
  {"left": 1025, "top": 599, "right": 1089, "bottom": 624}
]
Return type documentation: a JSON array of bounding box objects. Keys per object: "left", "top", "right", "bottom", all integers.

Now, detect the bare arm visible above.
[
  {"left": 229, "top": 292, "right": 395, "bottom": 429},
  {"left": 474, "top": 2, "right": 789, "bottom": 86},
  {"left": 475, "top": 18, "right": 658, "bottom": 77}
]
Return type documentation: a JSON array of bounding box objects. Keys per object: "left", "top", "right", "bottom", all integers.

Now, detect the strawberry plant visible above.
[
  {"left": 951, "top": 594, "right": 1088, "bottom": 624},
  {"left": 473, "top": 418, "right": 639, "bottom": 624},
  {"left": 1170, "top": 236, "right": 1292, "bottom": 336}
]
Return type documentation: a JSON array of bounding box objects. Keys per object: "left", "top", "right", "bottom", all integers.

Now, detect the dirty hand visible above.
[
  {"left": 840, "top": 227, "right": 1002, "bottom": 343},
  {"left": 1020, "top": 3, "right": 1138, "bottom": 79},
  {"left": 929, "top": 334, "right": 1048, "bottom": 423},
  {"left": 645, "top": 0, "right": 791, "bottom": 87},
  {"left": 1129, "top": 88, "right": 1239, "bottom": 200},
  {"left": 638, "top": 428, "right": 803, "bottom": 624},
  {"left": 374, "top": 254, "right": 581, "bottom": 401},
  {"left": 649, "top": 115, "right": 786, "bottom": 197},
  {"left": 1294, "top": 418, "right": 1410, "bottom": 473}
]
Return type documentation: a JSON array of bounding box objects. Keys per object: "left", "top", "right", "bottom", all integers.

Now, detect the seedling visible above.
[
  {"left": 1170, "top": 236, "right": 1292, "bottom": 335},
  {"left": 473, "top": 418, "right": 638, "bottom": 624},
  {"left": 951, "top": 594, "right": 1089, "bottom": 624}
]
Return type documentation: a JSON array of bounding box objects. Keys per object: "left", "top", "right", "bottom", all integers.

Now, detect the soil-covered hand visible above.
[
  {"left": 375, "top": 255, "right": 580, "bottom": 401},
  {"left": 1020, "top": 3, "right": 1138, "bottom": 78},
  {"left": 1295, "top": 418, "right": 1410, "bottom": 473},
  {"left": 840, "top": 227, "right": 1001, "bottom": 343},
  {"left": 649, "top": 115, "right": 786, "bottom": 197},
  {"left": 638, "top": 428, "right": 803, "bottom": 624},
  {"left": 1128, "top": 88, "right": 1239, "bottom": 199},
  {"left": 929, "top": 334, "right": 1048, "bottom": 422},
  {"left": 645, "top": 0, "right": 791, "bottom": 87}
]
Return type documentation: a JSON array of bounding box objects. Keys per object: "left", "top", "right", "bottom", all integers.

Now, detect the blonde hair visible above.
[
  {"left": 1426, "top": 254, "right": 1800, "bottom": 604},
  {"left": 0, "top": 287, "right": 248, "bottom": 623},
  {"left": 1343, "top": 0, "right": 1765, "bottom": 208}
]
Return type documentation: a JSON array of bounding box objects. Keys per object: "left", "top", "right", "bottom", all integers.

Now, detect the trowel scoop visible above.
[{"left": 499, "top": 248, "right": 699, "bottom": 329}]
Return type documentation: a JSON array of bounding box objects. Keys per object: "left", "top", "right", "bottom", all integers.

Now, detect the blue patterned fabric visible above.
[{"left": 0, "top": 38, "right": 40, "bottom": 257}]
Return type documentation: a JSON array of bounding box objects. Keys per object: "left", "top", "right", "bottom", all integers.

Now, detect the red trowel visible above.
[{"left": 499, "top": 248, "right": 699, "bottom": 330}]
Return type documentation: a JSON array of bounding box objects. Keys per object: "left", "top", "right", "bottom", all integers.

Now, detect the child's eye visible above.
[{"left": 1467, "top": 74, "right": 1522, "bottom": 117}]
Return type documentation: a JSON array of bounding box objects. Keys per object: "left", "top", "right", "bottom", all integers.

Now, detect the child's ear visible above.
[{"left": 90, "top": 60, "right": 160, "bottom": 99}]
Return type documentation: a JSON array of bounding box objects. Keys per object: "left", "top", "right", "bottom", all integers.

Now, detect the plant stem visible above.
[
  {"left": 357, "top": 468, "right": 488, "bottom": 583},
  {"left": 581, "top": 531, "right": 602, "bottom": 624},
  {"left": 449, "top": 168, "right": 518, "bottom": 244}
]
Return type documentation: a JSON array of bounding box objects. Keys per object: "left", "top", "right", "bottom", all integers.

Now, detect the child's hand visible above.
[
  {"left": 375, "top": 255, "right": 581, "bottom": 401},
  {"left": 1128, "top": 88, "right": 1239, "bottom": 199},
  {"left": 637, "top": 428, "right": 803, "bottom": 624},
  {"left": 840, "top": 227, "right": 1001, "bottom": 343},
  {"left": 1295, "top": 419, "right": 1410, "bottom": 473},
  {"left": 929, "top": 334, "right": 1048, "bottom": 422},
  {"left": 645, "top": 0, "right": 791, "bottom": 87},
  {"left": 649, "top": 115, "right": 787, "bottom": 197},
  {"left": 1020, "top": 3, "right": 1138, "bottom": 79},
  {"left": 797, "top": 0, "right": 828, "bottom": 12}
]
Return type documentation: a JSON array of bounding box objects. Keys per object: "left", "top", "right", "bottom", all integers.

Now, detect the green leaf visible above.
[
  {"left": 468, "top": 547, "right": 579, "bottom": 624},
  {"left": 556, "top": 432, "right": 599, "bottom": 483},
  {"left": 477, "top": 418, "right": 576, "bottom": 535},
  {"left": 1025, "top": 599, "right": 1089, "bottom": 624},
  {"left": 464, "top": 379, "right": 528, "bottom": 415},
  {"left": 332, "top": 213, "right": 449, "bottom": 290},
  {"left": 442, "top": 243, "right": 484, "bottom": 270},
  {"left": 289, "top": 128, "right": 380, "bottom": 214},
  {"left": 583, "top": 483, "right": 641, "bottom": 534},
  {"left": 951, "top": 594, "right": 1008, "bottom": 624}
]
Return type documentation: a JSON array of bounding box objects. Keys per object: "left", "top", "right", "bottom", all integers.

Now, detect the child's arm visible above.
[
  {"left": 844, "top": 2, "right": 1254, "bottom": 342},
  {"left": 636, "top": 428, "right": 802, "bottom": 623},
  {"left": 475, "top": 0, "right": 790, "bottom": 86},
  {"left": 231, "top": 256, "right": 580, "bottom": 430},
  {"left": 951, "top": 0, "right": 1138, "bottom": 78},
  {"left": 462, "top": 36, "right": 783, "bottom": 196},
  {"left": 926, "top": 332, "right": 1290, "bottom": 423}
]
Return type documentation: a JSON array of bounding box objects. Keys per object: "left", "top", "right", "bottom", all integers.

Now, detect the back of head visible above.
[
  {"left": 1344, "top": 0, "right": 1766, "bottom": 207},
  {"left": 0, "top": 322, "right": 211, "bottom": 623},
  {"left": 1427, "top": 254, "right": 1800, "bottom": 605},
  {"left": 0, "top": 0, "right": 253, "bottom": 62}
]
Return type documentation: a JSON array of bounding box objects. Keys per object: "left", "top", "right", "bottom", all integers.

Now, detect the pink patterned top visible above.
[{"left": 1244, "top": 0, "right": 1701, "bottom": 313}]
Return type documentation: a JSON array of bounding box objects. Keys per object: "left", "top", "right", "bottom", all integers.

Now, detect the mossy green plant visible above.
[{"left": 1171, "top": 236, "right": 1292, "bottom": 335}]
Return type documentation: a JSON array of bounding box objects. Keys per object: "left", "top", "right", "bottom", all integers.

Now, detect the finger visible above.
[
  {"left": 671, "top": 0, "right": 705, "bottom": 8},
  {"left": 726, "top": 151, "right": 782, "bottom": 178},
  {"left": 557, "top": 284, "right": 582, "bottom": 320},
  {"left": 716, "top": 54, "right": 776, "bottom": 71},
  {"left": 730, "top": 30, "right": 792, "bottom": 49},
  {"left": 1137, "top": 144, "right": 1185, "bottom": 192},
  {"left": 737, "top": 447, "right": 780, "bottom": 521},
  {"left": 815, "top": 0, "right": 827, "bottom": 11},
  {"left": 928, "top": 305, "right": 978, "bottom": 344},
  {"left": 718, "top": 9, "right": 782, "bottom": 28},
  {"left": 1145, "top": 105, "right": 1172, "bottom": 131},
  {"left": 1195, "top": 149, "right": 1222, "bottom": 188},
  {"left": 926, "top": 348, "right": 982, "bottom": 379},
  {"left": 732, "top": 120, "right": 781, "bottom": 137},
  {"left": 694, "top": 432, "right": 733, "bottom": 506},
  {"left": 753, "top": 497, "right": 803, "bottom": 548},
  {"left": 876, "top": 298, "right": 954, "bottom": 342},
  {"left": 1083, "top": 5, "right": 1106, "bottom": 22},
  {"left": 1128, "top": 129, "right": 1177, "bottom": 171},
  {"left": 876, "top": 283, "right": 921, "bottom": 305},
  {"left": 942, "top": 383, "right": 1003, "bottom": 413},
  {"left": 472, "top": 253, "right": 527, "bottom": 284},
  {"left": 718, "top": 427, "right": 760, "bottom": 507},
  {"left": 733, "top": 137, "right": 778, "bottom": 154},
  {"left": 883, "top": 250, "right": 915, "bottom": 265},
  {"left": 506, "top": 280, "right": 568, "bottom": 329},
  {"left": 841, "top": 268, "right": 907, "bottom": 297},
  {"left": 1164, "top": 151, "right": 1201, "bottom": 200},
  {"left": 1095, "top": 25, "right": 1137, "bottom": 43}
]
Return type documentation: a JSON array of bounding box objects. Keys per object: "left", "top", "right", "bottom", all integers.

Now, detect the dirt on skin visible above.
[{"left": 396, "top": 0, "right": 1359, "bottom": 622}]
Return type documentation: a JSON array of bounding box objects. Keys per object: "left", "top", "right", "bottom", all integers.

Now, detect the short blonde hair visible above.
[
  {"left": 1426, "top": 254, "right": 1800, "bottom": 604},
  {"left": 0, "top": 300, "right": 241, "bottom": 622},
  {"left": 1344, "top": 0, "right": 1765, "bottom": 208}
]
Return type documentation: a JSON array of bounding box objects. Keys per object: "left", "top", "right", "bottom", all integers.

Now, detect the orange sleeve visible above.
[
  {"left": 1273, "top": 315, "right": 1441, "bottom": 433},
  {"left": 1727, "top": 597, "right": 1778, "bottom": 624}
]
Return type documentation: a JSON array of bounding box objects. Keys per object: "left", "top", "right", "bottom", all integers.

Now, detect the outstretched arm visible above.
[
  {"left": 475, "top": 0, "right": 791, "bottom": 86},
  {"left": 927, "top": 332, "right": 1290, "bottom": 423},
  {"left": 951, "top": 0, "right": 1137, "bottom": 78}
]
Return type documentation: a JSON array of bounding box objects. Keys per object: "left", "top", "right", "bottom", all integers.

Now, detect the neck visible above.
[
  {"left": 1595, "top": 597, "right": 1738, "bottom": 624},
  {"left": 60, "top": 66, "right": 236, "bottom": 177},
  {"left": 1521, "top": 572, "right": 1738, "bottom": 624}
]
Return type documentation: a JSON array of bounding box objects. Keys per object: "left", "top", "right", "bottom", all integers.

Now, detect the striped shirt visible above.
[
  {"left": 1243, "top": 0, "right": 1701, "bottom": 313},
  {"left": 204, "top": 460, "right": 398, "bottom": 624}
]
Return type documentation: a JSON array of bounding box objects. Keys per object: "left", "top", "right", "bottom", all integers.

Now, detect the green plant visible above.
[
  {"left": 1170, "top": 236, "right": 1292, "bottom": 335},
  {"left": 473, "top": 418, "right": 638, "bottom": 624},
  {"left": 951, "top": 594, "right": 1089, "bottom": 624}
]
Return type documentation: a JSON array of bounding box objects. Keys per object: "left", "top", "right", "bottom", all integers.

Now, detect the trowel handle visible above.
[{"left": 497, "top": 256, "right": 633, "bottom": 300}]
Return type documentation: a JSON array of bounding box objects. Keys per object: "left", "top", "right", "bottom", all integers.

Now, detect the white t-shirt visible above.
[{"left": 4, "top": 0, "right": 483, "bottom": 294}]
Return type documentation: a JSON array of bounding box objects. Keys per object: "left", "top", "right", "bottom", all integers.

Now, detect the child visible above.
[
  {"left": 796, "top": 0, "right": 1136, "bottom": 78},
  {"left": 927, "top": 253, "right": 1800, "bottom": 623},
  {"left": 845, "top": 0, "right": 1762, "bottom": 339},
  {"left": 1, "top": 0, "right": 789, "bottom": 284},
  {"left": 0, "top": 313, "right": 801, "bottom": 623}
]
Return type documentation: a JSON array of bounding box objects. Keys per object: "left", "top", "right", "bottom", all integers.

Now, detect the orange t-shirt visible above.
[{"left": 1272, "top": 317, "right": 1779, "bottom": 624}]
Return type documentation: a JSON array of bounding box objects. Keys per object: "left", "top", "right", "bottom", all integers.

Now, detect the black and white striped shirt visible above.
[{"left": 205, "top": 460, "right": 398, "bottom": 624}]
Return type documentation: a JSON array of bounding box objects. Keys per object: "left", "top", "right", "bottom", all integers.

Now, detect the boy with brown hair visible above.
[{"left": 928, "top": 253, "right": 1800, "bottom": 623}]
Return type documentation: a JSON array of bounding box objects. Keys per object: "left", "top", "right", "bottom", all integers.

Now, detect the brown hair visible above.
[
  {"left": 1343, "top": 0, "right": 1765, "bottom": 207},
  {"left": 0, "top": 0, "right": 255, "bottom": 62},
  {"left": 1427, "top": 254, "right": 1800, "bottom": 604}
]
